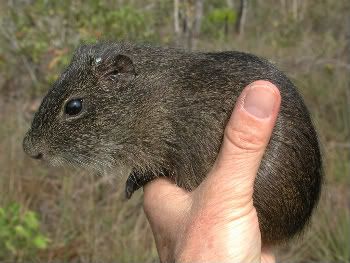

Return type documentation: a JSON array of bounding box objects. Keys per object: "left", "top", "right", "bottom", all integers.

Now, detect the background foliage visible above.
[{"left": 0, "top": 0, "right": 349, "bottom": 262}]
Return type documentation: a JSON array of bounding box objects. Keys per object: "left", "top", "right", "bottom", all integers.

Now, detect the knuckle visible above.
[{"left": 224, "top": 124, "right": 266, "bottom": 152}]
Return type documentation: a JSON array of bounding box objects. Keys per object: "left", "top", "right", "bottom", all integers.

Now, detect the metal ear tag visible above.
[{"left": 95, "top": 57, "right": 102, "bottom": 64}]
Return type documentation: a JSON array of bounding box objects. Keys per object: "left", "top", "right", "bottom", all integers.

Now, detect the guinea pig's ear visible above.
[{"left": 93, "top": 53, "right": 135, "bottom": 83}]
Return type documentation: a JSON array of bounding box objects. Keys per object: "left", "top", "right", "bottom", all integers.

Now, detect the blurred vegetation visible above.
[
  {"left": 202, "top": 7, "right": 237, "bottom": 39},
  {"left": 0, "top": 203, "right": 49, "bottom": 261},
  {"left": 0, "top": 0, "right": 349, "bottom": 262}
]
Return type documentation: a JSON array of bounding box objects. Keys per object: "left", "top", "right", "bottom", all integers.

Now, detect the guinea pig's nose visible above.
[{"left": 23, "top": 133, "right": 44, "bottom": 160}]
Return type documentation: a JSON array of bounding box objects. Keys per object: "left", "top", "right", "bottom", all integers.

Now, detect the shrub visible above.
[{"left": 0, "top": 203, "right": 49, "bottom": 261}]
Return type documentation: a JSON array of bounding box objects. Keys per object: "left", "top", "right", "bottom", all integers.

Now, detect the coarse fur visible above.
[{"left": 23, "top": 42, "right": 323, "bottom": 246}]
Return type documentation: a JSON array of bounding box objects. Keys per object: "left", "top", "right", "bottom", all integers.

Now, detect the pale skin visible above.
[{"left": 143, "top": 80, "right": 281, "bottom": 263}]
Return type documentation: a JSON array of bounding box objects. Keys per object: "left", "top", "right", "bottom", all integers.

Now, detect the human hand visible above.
[{"left": 143, "top": 80, "right": 281, "bottom": 263}]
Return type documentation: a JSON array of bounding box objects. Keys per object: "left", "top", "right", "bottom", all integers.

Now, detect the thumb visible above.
[{"left": 202, "top": 80, "right": 281, "bottom": 211}]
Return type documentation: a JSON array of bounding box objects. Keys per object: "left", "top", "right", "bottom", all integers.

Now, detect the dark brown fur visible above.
[{"left": 23, "top": 42, "right": 323, "bottom": 246}]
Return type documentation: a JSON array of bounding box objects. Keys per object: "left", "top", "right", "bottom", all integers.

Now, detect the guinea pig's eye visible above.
[{"left": 65, "top": 99, "right": 83, "bottom": 116}]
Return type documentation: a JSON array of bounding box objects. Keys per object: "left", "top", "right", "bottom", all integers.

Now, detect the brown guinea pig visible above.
[{"left": 23, "top": 42, "right": 323, "bottom": 246}]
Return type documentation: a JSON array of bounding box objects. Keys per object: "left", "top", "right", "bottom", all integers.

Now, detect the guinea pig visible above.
[{"left": 23, "top": 42, "right": 322, "bottom": 246}]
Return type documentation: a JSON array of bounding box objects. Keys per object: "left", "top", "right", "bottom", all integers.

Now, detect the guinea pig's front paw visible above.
[
  {"left": 125, "top": 172, "right": 139, "bottom": 199},
  {"left": 124, "top": 170, "right": 168, "bottom": 199}
]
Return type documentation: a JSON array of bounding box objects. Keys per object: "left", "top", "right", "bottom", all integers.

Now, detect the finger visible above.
[
  {"left": 143, "top": 177, "right": 190, "bottom": 220},
  {"left": 203, "top": 80, "right": 281, "bottom": 209},
  {"left": 143, "top": 178, "right": 191, "bottom": 262},
  {"left": 261, "top": 249, "right": 276, "bottom": 263}
]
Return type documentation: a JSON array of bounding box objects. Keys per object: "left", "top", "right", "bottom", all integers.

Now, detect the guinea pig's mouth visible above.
[
  {"left": 23, "top": 135, "right": 87, "bottom": 168},
  {"left": 23, "top": 134, "right": 121, "bottom": 175},
  {"left": 23, "top": 134, "right": 46, "bottom": 160}
]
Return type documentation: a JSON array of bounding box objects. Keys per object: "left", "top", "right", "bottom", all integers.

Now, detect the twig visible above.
[
  {"left": 327, "top": 142, "right": 350, "bottom": 149},
  {"left": 0, "top": 21, "right": 39, "bottom": 86}
]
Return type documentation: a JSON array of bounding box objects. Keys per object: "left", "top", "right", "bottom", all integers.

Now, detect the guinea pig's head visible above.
[{"left": 23, "top": 44, "right": 137, "bottom": 171}]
